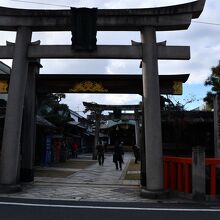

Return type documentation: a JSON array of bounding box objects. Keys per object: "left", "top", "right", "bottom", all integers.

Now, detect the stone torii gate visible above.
[
  {"left": 83, "top": 102, "right": 142, "bottom": 159},
  {"left": 0, "top": 0, "right": 205, "bottom": 196}
]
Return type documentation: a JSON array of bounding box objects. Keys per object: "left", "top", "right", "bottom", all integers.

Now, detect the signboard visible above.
[{"left": 173, "top": 81, "right": 182, "bottom": 95}]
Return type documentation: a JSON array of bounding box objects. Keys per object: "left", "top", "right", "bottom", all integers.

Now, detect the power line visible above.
[
  {"left": 9, "top": 0, "right": 70, "bottom": 8},
  {"left": 192, "top": 21, "right": 220, "bottom": 26},
  {"left": 9, "top": 0, "right": 220, "bottom": 27}
]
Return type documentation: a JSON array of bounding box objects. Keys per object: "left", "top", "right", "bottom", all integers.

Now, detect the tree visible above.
[
  {"left": 204, "top": 61, "right": 220, "bottom": 109},
  {"left": 37, "top": 93, "right": 72, "bottom": 127},
  {"left": 161, "top": 95, "right": 198, "bottom": 111}
]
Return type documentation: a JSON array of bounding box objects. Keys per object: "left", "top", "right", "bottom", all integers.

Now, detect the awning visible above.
[{"left": 36, "top": 115, "right": 56, "bottom": 129}]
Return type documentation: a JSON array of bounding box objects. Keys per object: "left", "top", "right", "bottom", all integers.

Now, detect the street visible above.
[{"left": 0, "top": 198, "right": 220, "bottom": 220}]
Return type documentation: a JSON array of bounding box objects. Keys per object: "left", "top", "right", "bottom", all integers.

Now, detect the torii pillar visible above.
[
  {"left": 134, "top": 110, "right": 141, "bottom": 147},
  {"left": 0, "top": 27, "right": 32, "bottom": 191},
  {"left": 140, "top": 27, "right": 165, "bottom": 197},
  {"left": 20, "top": 58, "right": 41, "bottom": 182}
]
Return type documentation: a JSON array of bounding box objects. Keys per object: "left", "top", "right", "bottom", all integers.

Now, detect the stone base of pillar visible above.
[
  {"left": 140, "top": 188, "right": 169, "bottom": 199},
  {"left": 192, "top": 192, "right": 206, "bottom": 201},
  {"left": 20, "top": 168, "right": 34, "bottom": 182},
  {"left": 0, "top": 184, "right": 22, "bottom": 194}
]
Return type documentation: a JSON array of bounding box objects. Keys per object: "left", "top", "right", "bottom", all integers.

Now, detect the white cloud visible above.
[
  {"left": 104, "top": 94, "right": 141, "bottom": 105},
  {"left": 0, "top": 31, "right": 16, "bottom": 45},
  {"left": 62, "top": 93, "right": 142, "bottom": 116},
  {"left": 32, "top": 32, "right": 71, "bottom": 45},
  {"left": 106, "top": 60, "right": 140, "bottom": 74},
  {"left": 106, "top": 61, "right": 125, "bottom": 74}
]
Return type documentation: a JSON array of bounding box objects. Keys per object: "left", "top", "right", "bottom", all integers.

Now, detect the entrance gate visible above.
[{"left": 0, "top": 0, "right": 205, "bottom": 197}]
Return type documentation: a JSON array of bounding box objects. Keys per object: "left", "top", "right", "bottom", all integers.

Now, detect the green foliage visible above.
[
  {"left": 203, "top": 92, "right": 215, "bottom": 109},
  {"left": 37, "top": 93, "right": 72, "bottom": 127},
  {"left": 204, "top": 61, "right": 220, "bottom": 109},
  {"left": 52, "top": 93, "right": 66, "bottom": 103}
]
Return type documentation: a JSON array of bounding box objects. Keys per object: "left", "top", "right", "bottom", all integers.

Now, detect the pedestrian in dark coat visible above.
[
  {"left": 96, "top": 143, "right": 105, "bottom": 166},
  {"left": 113, "top": 142, "right": 124, "bottom": 170}
]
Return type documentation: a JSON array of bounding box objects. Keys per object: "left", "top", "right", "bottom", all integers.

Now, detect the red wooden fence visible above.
[{"left": 163, "top": 156, "right": 220, "bottom": 196}]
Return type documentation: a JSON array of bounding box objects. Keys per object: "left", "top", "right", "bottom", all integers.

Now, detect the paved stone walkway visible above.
[
  {"left": 35, "top": 152, "right": 137, "bottom": 185},
  {"left": 0, "top": 153, "right": 190, "bottom": 203}
]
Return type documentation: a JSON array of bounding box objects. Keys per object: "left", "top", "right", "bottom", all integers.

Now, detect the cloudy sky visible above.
[{"left": 0, "top": 0, "right": 219, "bottom": 114}]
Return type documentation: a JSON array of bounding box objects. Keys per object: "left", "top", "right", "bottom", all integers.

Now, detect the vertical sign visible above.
[{"left": 44, "top": 135, "right": 52, "bottom": 165}]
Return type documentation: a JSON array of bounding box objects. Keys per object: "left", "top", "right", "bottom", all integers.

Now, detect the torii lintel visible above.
[{"left": 0, "top": 0, "right": 205, "bottom": 31}]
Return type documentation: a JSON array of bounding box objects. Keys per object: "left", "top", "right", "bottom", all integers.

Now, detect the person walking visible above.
[
  {"left": 132, "top": 145, "right": 140, "bottom": 164},
  {"left": 113, "top": 142, "right": 124, "bottom": 170},
  {"left": 96, "top": 143, "right": 105, "bottom": 166}
]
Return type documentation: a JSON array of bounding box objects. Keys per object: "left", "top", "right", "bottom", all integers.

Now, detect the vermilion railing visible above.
[
  {"left": 163, "top": 156, "right": 220, "bottom": 196},
  {"left": 205, "top": 158, "right": 220, "bottom": 195}
]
